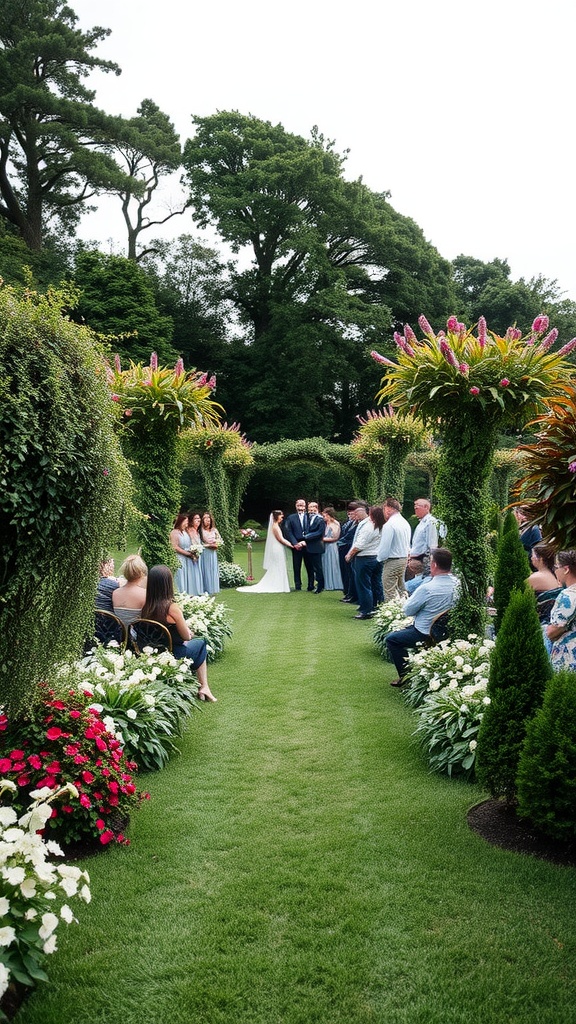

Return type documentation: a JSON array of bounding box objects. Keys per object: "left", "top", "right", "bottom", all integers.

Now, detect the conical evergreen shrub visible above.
[
  {"left": 516, "top": 670, "right": 576, "bottom": 841},
  {"left": 476, "top": 586, "right": 552, "bottom": 801},
  {"left": 492, "top": 511, "right": 530, "bottom": 633}
]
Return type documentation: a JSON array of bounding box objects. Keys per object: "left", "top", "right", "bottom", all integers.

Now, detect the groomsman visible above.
[
  {"left": 284, "top": 498, "right": 310, "bottom": 591},
  {"left": 301, "top": 501, "right": 325, "bottom": 593},
  {"left": 338, "top": 501, "right": 361, "bottom": 602}
]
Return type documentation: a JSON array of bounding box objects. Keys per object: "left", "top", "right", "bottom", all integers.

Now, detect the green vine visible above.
[{"left": 351, "top": 408, "right": 428, "bottom": 501}]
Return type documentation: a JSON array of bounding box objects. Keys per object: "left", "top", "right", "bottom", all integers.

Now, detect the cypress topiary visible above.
[
  {"left": 492, "top": 511, "right": 530, "bottom": 633},
  {"left": 475, "top": 586, "right": 552, "bottom": 801},
  {"left": 516, "top": 671, "right": 576, "bottom": 841}
]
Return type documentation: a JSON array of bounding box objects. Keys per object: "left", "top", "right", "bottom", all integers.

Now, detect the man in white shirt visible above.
[
  {"left": 377, "top": 497, "right": 411, "bottom": 602},
  {"left": 405, "top": 497, "right": 439, "bottom": 595}
]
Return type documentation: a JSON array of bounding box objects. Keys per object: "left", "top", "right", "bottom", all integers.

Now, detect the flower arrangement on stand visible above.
[
  {"left": 174, "top": 594, "right": 233, "bottom": 660},
  {"left": 1, "top": 689, "right": 146, "bottom": 849},
  {"left": 0, "top": 780, "right": 91, "bottom": 1014},
  {"left": 239, "top": 528, "right": 259, "bottom": 580}
]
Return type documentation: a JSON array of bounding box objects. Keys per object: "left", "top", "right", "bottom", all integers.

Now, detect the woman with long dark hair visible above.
[
  {"left": 141, "top": 565, "right": 217, "bottom": 701},
  {"left": 200, "top": 511, "right": 222, "bottom": 594}
]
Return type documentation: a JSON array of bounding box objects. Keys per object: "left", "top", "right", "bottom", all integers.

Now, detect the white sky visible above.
[{"left": 75, "top": 0, "right": 576, "bottom": 300}]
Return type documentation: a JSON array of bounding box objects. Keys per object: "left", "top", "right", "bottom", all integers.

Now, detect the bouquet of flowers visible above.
[{"left": 188, "top": 544, "right": 203, "bottom": 559}]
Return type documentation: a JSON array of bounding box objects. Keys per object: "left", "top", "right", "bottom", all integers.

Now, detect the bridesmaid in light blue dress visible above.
[
  {"left": 200, "top": 511, "right": 222, "bottom": 594},
  {"left": 322, "top": 507, "right": 343, "bottom": 590},
  {"left": 186, "top": 512, "right": 206, "bottom": 596},
  {"left": 170, "top": 513, "right": 195, "bottom": 594}
]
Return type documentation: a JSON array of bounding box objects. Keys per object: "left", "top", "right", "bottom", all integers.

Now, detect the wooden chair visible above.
[
  {"left": 93, "top": 610, "right": 127, "bottom": 650},
  {"left": 131, "top": 619, "right": 173, "bottom": 656}
]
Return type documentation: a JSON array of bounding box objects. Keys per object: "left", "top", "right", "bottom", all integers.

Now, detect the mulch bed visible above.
[{"left": 468, "top": 799, "right": 576, "bottom": 867}]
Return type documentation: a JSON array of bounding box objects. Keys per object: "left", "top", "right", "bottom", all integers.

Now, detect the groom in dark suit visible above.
[
  {"left": 301, "top": 501, "right": 325, "bottom": 593},
  {"left": 284, "top": 498, "right": 310, "bottom": 591}
]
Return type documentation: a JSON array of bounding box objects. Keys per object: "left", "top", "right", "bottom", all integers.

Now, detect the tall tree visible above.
[
  {"left": 0, "top": 0, "right": 126, "bottom": 249},
  {"left": 182, "top": 112, "right": 454, "bottom": 441},
  {"left": 108, "top": 99, "right": 186, "bottom": 261}
]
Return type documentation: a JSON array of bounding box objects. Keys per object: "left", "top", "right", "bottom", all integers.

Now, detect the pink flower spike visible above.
[
  {"left": 558, "top": 338, "right": 576, "bottom": 357},
  {"left": 536, "top": 328, "right": 558, "bottom": 353},
  {"left": 418, "top": 314, "right": 434, "bottom": 337},
  {"left": 446, "top": 315, "right": 459, "bottom": 332},
  {"left": 208, "top": 375, "right": 216, "bottom": 389},
  {"left": 404, "top": 325, "right": 417, "bottom": 345},
  {"left": 469, "top": 386, "right": 480, "bottom": 396},
  {"left": 532, "top": 314, "right": 549, "bottom": 335},
  {"left": 505, "top": 327, "right": 522, "bottom": 342},
  {"left": 459, "top": 362, "right": 469, "bottom": 375},
  {"left": 477, "top": 316, "right": 487, "bottom": 348},
  {"left": 150, "top": 352, "right": 158, "bottom": 371},
  {"left": 174, "top": 358, "right": 184, "bottom": 378},
  {"left": 568, "top": 461, "right": 576, "bottom": 474},
  {"left": 114, "top": 353, "right": 121, "bottom": 373},
  {"left": 439, "top": 338, "right": 459, "bottom": 368},
  {"left": 499, "top": 378, "right": 510, "bottom": 388},
  {"left": 197, "top": 372, "right": 208, "bottom": 386},
  {"left": 370, "top": 350, "right": 396, "bottom": 367}
]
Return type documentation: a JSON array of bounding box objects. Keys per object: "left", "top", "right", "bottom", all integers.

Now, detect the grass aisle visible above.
[{"left": 17, "top": 583, "right": 576, "bottom": 1024}]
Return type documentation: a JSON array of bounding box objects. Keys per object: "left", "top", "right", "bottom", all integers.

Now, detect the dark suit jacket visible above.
[
  {"left": 302, "top": 514, "right": 325, "bottom": 555},
  {"left": 337, "top": 518, "right": 356, "bottom": 553},
  {"left": 284, "top": 513, "right": 306, "bottom": 547}
]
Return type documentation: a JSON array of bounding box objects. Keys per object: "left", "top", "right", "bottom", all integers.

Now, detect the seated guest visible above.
[
  {"left": 112, "top": 555, "right": 148, "bottom": 627},
  {"left": 527, "top": 542, "right": 558, "bottom": 595},
  {"left": 386, "top": 548, "right": 458, "bottom": 686},
  {"left": 513, "top": 506, "right": 542, "bottom": 557},
  {"left": 546, "top": 550, "right": 576, "bottom": 671},
  {"left": 141, "top": 565, "right": 217, "bottom": 702},
  {"left": 96, "top": 555, "right": 119, "bottom": 612}
]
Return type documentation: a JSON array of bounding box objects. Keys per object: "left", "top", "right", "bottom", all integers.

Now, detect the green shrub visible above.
[
  {"left": 218, "top": 561, "right": 248, "bottom": 587},
  {"left": 0, "top": 285, "right": 131, "bottom": 713},
  {"left": 516, "top": 670, "right": 576, "bottom": 841},
  {"left": 492, "top": 511, "right": 530, "bottom": 633},
  {"left": 476, "top": 587, "right": 552, "bottom": 800}
]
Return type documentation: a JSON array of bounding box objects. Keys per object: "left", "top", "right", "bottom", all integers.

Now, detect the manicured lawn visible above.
[{"left": 16, "top": 548, "right": 576, "bottom": 1023}]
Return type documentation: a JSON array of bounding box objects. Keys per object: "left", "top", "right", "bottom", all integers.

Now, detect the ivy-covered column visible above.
[
  {"left": 350, "top": 408, "right": 427, "bottom": 502},
  {"left": 374, "top": 315, "right": 574, "bottom": 637}
]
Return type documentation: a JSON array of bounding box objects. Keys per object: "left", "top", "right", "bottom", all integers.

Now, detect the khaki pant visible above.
[{"left": 382, "top": 557, "right": 408, "bottom": 602}]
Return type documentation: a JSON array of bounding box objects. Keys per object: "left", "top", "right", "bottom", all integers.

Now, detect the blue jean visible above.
[
  {"left": 354, "top": 557, "right": 384, "bottom": 616},
  {"left": 386, "top": 625, "right": 428, "bottom": 679},
  {"left": 172, "top": 637, "right": 207, "bottom": 667}
]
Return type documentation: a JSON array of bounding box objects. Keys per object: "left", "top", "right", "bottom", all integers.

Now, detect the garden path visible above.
[{"left": 16, "top": 576, "right": 576, "bottom": 1024}]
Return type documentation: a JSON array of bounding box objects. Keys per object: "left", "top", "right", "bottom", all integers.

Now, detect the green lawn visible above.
[{"left": 16, "top": 547, "right": 576, "bottom": 1024}]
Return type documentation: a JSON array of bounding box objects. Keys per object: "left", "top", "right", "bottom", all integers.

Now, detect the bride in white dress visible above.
[{"left": 237, "top": 510, "right": 293, "bottom": 593}]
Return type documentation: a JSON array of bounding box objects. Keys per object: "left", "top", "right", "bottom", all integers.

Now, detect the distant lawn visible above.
[{"left": 17, "top": 558, "right": 576, "bottom": 1024}]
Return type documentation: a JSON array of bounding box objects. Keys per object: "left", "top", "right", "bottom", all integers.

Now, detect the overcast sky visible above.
[{"left": 75, "top": 0, "right": 576, "bottom": 300}]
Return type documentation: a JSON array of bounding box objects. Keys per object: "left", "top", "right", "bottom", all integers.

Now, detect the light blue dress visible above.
[
  {"left": 322, "top": 526, "right": 343, "bottom": 590},
  {"left": 200, "top": 529, "right": 221, "bottom": 594},
  {"left": 174, "top": 531, "right": 192, "bottom": 594}
]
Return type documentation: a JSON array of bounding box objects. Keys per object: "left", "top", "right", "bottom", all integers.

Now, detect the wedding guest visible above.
[
  {"left": 377, "top": 497, "right": 411, "bottom": 602},
  {"left": 142, "top": 565, "right": 217, "bottom": 701},
  {"left": 200, "top": 511, "right": 223, "bottom": 594},
  {"left": 170, "top": 513, "right": 194, "bottom": 594},
  {"left": 346, "top": 504, "right": 384, "bottom": 619},
  {"left": 546, "top": 550, "right": 576, "bottom": 671},
  {"left": 112, "top": 555, "right": 148, "bottom": 627},
  {"left": 186, "top": 511, "right": 205, "bottom": 596},
  {"left": 322, "top": 506, "right": 343, "bottom": 590},
  {"left": 96, "top": 555, "right": 119, "bottom": 612},
  {"left": 338, "top": 501, "right": 361, "bottom": 603},
  {"left": 513, "top": 506, "right": 542, "bottom": 557}
]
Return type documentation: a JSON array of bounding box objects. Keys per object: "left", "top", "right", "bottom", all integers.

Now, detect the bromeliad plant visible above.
[
  {"left": 0, "top": 780, "right": 91, "bottom": 1008},
  {"left": 373, "top": 315, "right": 575, "bottom": 636},
  {"left": 108, "top": 354, "right": 224, "bottom": 567},
  {"left": 174, "top": 594, "right": 233, "bottom": 661},
  {"left": 351, "top": 408, "right": 428, "bottom": 502}
]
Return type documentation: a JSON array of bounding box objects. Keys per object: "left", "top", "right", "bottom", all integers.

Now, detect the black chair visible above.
[
  {"left": 94, "top": 610, "right": 127, "bottom": 649},
  {"left": 426, "top": 610, "right": 450, "bottom": 646},
  {"left": 131, "top": 619, "right": 173, "bottom": 656}
]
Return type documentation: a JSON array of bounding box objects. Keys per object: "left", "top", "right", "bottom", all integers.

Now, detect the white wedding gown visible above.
[{"left": 237, "top": 519, "right": 290, "bottom": 593}]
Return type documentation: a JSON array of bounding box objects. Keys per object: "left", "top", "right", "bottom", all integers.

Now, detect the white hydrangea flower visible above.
[
  {"left": 469, "top": 740, "right": 477, "bottom": 751},
  {"left": 60, "top": 904, "right": 75, "bottom": 924},
  {"left": 0, "top": 896, "right": 10, "bottom": 915},
  {"left": 0, "top": 961, "right": 10, "bottom": 999},
  {"left": 20, "top": 877, "right": 37, "bottom": 898},
  {"left": 0, "top": 925, "right": 16, "bottom": 947},
  {"left": 0, "top": 808, "right": 18, "bottom": 827},
  {"left": 483, "top": 696, "right": 491, "bottom": 705},
  {"left": 126, "top": 709, "right": 137, "bottom": 720},
  {"left": 43, "top": 933, "right": 58, "bottom": 955},
  {"left": 2, "top": 866, "right": 25, "bottom": 886}
]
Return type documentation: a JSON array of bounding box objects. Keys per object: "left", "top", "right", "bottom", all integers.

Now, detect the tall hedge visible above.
[
  {"left": 475, "top": 586, "right": 552, "bottom": 801},
  {"left": 492, "top": 511, "right": 530, "bottom": 633},
  {"left": 516, "top": 671, "right": 576, "bottom": 841},
  {"left": 0, "top": 285, "right": 131, "bottom": 714}
]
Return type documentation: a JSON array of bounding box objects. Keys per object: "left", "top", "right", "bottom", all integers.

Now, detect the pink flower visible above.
[
  {"left": 477, "top": 316, "right": 487, "bottom": 348},
  {"left": 393, "top": 331, "right": 415, "bottom": 357},
  {"left": 79, "top": 793, "right": 92, "bottom": 809},
  {"left": 404, "top": 324, "right": 418, "bottom": 345},
  {"left": 103, "top": 469, "right": 109, "bottom": 477},
  {"left": 370, "top": 350, "right": 395, "bottom": 366},
  {"left": 418, "top": 314, "right": 434, "bottom": 336},
  {"left": 459, "top": 362, "right": 469, "bottom": 375},
  {"left": 174, "top": 357, "right": 184, "bottom": 378},
  {"left": 469, "top": 387, "right": 480, "bottom": 395},
  {"left": 208, "top": 375, "right": 216, "bottom": 389},
  {"left": 111, "top": 394, "right": 120, "bottom": 402},
  {"left": 96, "top": 818, "right": 105, "bottom": 830},
  {"left": 0, "top": 758, "right": 11, "bottom": 772},
  {"left": 537, "top": 328, "right": 558, "bottom": 353},
  {"left": 532, "top": 314, "right": 549, "bottom": 335},
  {"left": 568, "top": 461, "right": 576, "bottom": 473},
  {"left": 558, "top": 338, "right": 576, "bottom": 357},
  {"left": 114, "top": 353, "right": 122, "bottom": 373},
  {"left": 99, "top": 830, "right": 115, "bottom": 845},
  {"left": 197, "top": 372, "right": 208, "bottom": 386},
  {"left": 439, "top": 338, "right": 459, "bottom": 368},
  {"left": 46, "top": 727, "right": 64, "bottom": 741},
  {"left": 446, "top": 315, "right": 459, "bottom": 332},
  {"left": 150, "top": 352, "right": 158, "bottom": 371},
  {"left": 505, "top": 327, "right": 522, "bottom": 341},
  {"left": 82, "top": 770, "right": 95, "bottom": 785},
  {"left": 500, "top": 378, "right": 510, "bottom": 387}
]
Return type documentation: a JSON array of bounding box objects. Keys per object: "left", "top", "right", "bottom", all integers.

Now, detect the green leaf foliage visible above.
[
  {"left": 492, "top": 512, "right": 531, "bottom": 632},
  {"left": 0, "top": 283, "right": 132, "bottom": 713},
  {"left": 476, "top": 587, "right": 552, "bottom": 800},
  {"left": 516, "top": 670, "right": 576, "bottom": 841}
]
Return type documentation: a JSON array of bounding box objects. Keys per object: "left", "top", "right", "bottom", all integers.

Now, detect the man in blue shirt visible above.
[{"left": 386, "top": 547, "right": 458, "bottom": 686}]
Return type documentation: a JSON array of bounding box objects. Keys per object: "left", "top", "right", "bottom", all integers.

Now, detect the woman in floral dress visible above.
[
  {"left": 546, "top": 549, "right": 576, "bottom": 670},
  {"left": 200, "top": 512, "right": 223, "bottom": 594}
]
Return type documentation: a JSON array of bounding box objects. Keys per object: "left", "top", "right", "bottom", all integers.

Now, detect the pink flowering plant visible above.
[
  {"left": 0, "top": 688, "right": 147, "bottom": 849},
  {"left": 108, "top": 353, "right": 223, "bottom": 430},
  {"left": 372, "top": 315, "right": 574, "bottom": 637}
]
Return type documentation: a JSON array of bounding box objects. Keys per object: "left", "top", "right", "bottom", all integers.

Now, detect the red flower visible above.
[
  {"left": 0, "top": 714, "right": 8, "bottom": 732},
  {"left": 69, "top": 710, "right": 82, "bottom": 719},
  {"left": 469, "top": 387, "right": 480, "bottom": 396},
  {"left": 82, "top": 770, "right": 95, "bottom": 785},
  {"left": 9, "top": 749, "right": 25, "bottom": 760},
  {"left": 0, "top": 758, "right": 12, "bottom": 772},
  {"left": 499, "top": 378, "right": 510, "bottom": 387},
  {"left": 79, "top": 794, "right": 92, "bottom": 809},
  {"left": 27, "top": 754, "right": 42, "bottom": 769},
  {"left": 17, "top": 774, "right": 30, "bottom": 786},
  {"left": 95, "top": 737, "right": 108, "bottom": 752},
  {"left": 12, "top": 762, "right": 25, "bottom": 772},
  {"left": 62, "top": 805, "right": 74, "bottom": 814},
  {"left": 100, "top": 830, "right": 115, "bottom": 845},
  {"left": 96, "top": 819, "right": 105, "bottom": 830},
  {"left": 108, "top": 780, "right": 119, "bottom": 794},
  {"left": 44, "top": 761, "right": 61, "bottom": 775},
  {"left": 46, "top": 727, "right": 64, "bottom": 741},
  {"left": 50, "top": 700, "right": 66, "bottom": 710}
]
